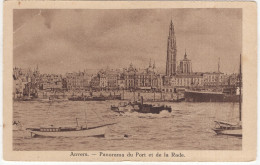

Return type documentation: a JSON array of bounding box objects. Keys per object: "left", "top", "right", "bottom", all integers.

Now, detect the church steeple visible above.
[
  {"left": 169, "top": 20, "right": 174, "bottom": 36},
  {"left": 166, "top": 20, "right": 177, "bottom": 76},
  {"left": 180, "top": 49, "right": 192, "bottom": 74},
  {"left": 184, "top": 49, "right": 187, "bottom": 59}
]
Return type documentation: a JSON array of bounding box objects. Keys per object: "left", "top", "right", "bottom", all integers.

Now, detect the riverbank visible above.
[{"left": 15, "top": 90, "right": 184, "bottom": 102}]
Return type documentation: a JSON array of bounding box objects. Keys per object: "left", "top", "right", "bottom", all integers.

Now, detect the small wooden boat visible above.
[
  {"left": 26, "top": 124, "right": 108, "bottom": 138},
  {"left": 212, "top": 54, "right": 242, "bottom": 137},
  {"left": 213, "top": 121, "right": 242, "bottom": 137},
  {"left": 26, "top": 103, "right": 117, "bottom": 138}
]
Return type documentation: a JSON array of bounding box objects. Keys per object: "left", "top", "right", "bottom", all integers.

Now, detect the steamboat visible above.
[{"left": 111, "top": 96, "right": 172, "bottom": 114}]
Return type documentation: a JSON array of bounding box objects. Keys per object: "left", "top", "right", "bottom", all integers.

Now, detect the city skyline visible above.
[{"left": 14, "top": 9, "right": 242, "bottom": 74}]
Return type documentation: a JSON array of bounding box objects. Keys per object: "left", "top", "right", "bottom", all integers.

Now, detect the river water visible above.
[{"left": 13, "top": 100, "right": 242, "bottom": 151}]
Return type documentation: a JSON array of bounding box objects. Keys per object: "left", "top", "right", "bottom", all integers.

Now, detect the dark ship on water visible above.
[
  {"left": 134, "top": 96, "right": 172, "bottom": 114},
  {"left": 184, "top": 86, "right": 239, "bottom": 102},
  {"left": 111, "top": 96, "right": 172, "bottom": 114}
]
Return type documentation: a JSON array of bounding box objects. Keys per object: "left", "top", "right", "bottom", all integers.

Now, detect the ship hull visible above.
[
  {"left": 135, "top": 104, "right": 172, "bottom": 114},
  {"left": 184, "top": 91, "right": 239, "bottom": 102},
  {"left": 213, "top": 128, "right": 242, "bottom": 137}
]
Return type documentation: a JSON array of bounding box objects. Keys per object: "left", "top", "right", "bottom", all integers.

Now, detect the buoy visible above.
[{"left": 124, "top": 134, "right": 129, "bottom": 138}]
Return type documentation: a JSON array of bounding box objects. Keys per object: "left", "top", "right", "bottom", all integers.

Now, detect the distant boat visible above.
[
  {"left": 212, "top": 54, "right": 242, "bottom": 137},
  {"left": 13, "top": 95, "right": 39, "bottom": 101},
  {"left": 68, "top": 93, "right": 122, "bottom": 101}
]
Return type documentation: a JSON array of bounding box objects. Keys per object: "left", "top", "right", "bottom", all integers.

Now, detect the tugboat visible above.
[
  {"left": 133, "top": 96, "right": 172, "bottom": 114},
  {"left": 111, "top": 97, "right": 172, "bottom": 114}
]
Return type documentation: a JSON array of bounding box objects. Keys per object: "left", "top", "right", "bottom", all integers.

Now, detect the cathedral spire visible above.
[
  {"left": 169, "top": 19, "right": 174, "bottom": 36},
  {"left": 166, "top": 20, "right": 177, "bottom": 76}
]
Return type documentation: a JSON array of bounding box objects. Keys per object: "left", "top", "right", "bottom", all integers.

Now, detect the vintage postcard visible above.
[{"left": 3, "top": 0, "right": 257, "bottom": 162}]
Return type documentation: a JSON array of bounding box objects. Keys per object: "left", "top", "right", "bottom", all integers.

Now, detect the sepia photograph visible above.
[
  {"left": 3, "top": 0, "right": 257, "bottom": 162},
  {"left": 12, "top": 8, "right": 243, "bottom": 151}
]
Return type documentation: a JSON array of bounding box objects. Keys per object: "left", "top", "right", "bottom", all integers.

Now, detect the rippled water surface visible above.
[{"left": 13, "top": 100, "right": 242, "bottom": 150}]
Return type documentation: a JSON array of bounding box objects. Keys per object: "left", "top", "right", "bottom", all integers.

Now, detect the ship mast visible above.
[
  {"left": 85, "top": 109, "right": 88, "bottom": 129},
  {"left": 239, "top": 54, "right": 242, "bottom": 121}
]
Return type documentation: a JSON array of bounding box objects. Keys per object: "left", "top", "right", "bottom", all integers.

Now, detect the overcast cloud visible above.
[{"left": 13, "top": 9, "right": 242, "bottom": 74}]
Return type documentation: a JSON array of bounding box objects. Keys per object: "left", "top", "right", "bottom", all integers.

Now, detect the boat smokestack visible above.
[{"left": 76, "top": 118, "right": 79, "bottom": 127}]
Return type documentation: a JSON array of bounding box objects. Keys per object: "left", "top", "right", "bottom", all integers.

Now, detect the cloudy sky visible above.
[{"left": 13, "top": 9, "right": 242, "bottom": 74}]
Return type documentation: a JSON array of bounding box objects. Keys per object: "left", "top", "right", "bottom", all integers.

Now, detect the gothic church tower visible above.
[{"left": 166, "top": 20, "right": 177, "bottom": 76}]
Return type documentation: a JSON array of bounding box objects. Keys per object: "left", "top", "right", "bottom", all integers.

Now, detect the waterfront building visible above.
[
  {"left": 136, "top": 60, "right": 162, "bottom": 91},
  {"left": 62, "top": 78, "right": 68, "bottom": 90},
  {"left": 65, "top": 71, "right": 92, "bottom": 90},
  {"left": 40, "top": 74, "right": 63, "bottom": 90},
  {"left": 106, "top": 70, "right": 118, "bottom": 89},
  {"left": 124, "top": 63, "right": 137, "bottom": 90},
  {"left": 96, "top": 68, "right": 119, "bottom": 90},
  {"left": 117, "top": 73, "right": 125, "bottom": 89},
  {"left": 227, "top": 73, "right": 239, "bottom": 86},
  {"left": 170, "top": 73, "right": 204, "bottom": 88},
  {"left": 13, "top": 66, "right": 40, "bottom": 97},
  {"left": 90, "top": 75, "right": 100, "bottom": 90},
  {"left": 99, "top": 71, "right": 108, "bottom": 89},
  {"left": 83, "top": 72, "right": 92, "bottom": 89},
  {"left": 13, "top": 78, "right": 24, "bottom": 98},
  {"left": 202, "top": 72, "right": 224, "bottom": 87}
]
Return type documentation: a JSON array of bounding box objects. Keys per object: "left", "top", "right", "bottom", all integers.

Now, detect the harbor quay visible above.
[{"left": 35, "top": 89, "right": 183, "bottom": 102}]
